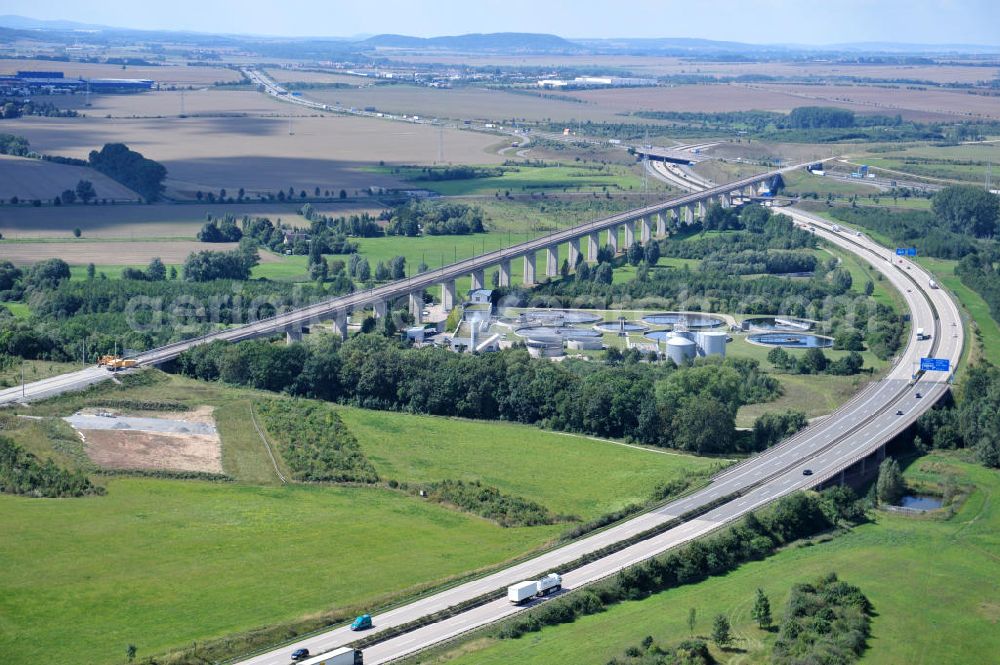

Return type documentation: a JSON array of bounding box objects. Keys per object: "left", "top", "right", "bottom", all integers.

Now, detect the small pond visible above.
[{"left": 898, "top": 495, "right": 943, "bottom": 511}]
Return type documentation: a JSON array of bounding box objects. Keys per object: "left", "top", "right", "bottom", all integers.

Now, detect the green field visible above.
[
  {"left": 0, "top": 371, "right": 723, "bottom": 665},
  {"left": 379, "top": 164, "right": 656, "bottom": 197},
  {"left": 338, "top": 407, "right": 719, "bottom": 519},
  {"left": 424, "top": 453, "right": 1000, "bottom": 665},
  {"left": 0, "top": 479, "right": 559, "bottom": 665},
  {"left": 917, "top": 256, "right": 1000, "bottom": 366}
]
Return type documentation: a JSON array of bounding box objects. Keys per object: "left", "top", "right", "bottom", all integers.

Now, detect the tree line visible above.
[
  {"left": 170, "top": 333, "right": 787, "bottom": 455},
  {"left": 914, "top": 362, "right": 1000, "bottom": 468}
]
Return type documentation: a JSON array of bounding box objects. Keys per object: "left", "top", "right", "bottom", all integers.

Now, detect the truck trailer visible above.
[
  {"left": 507, "top": 573, "right": 562, "bottom": 604},
  {"left": 297, "top": 647, "right": 362, "bottom": 665}
]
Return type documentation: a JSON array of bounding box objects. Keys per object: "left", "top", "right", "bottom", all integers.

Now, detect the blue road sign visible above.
[
  {"left": 896, "top": 248, "right": 906, "bottom": 255},
  {"left": 896, "top": 248, "right": 917, "bottom": 256},
  {"left": 920, "top": 357, "right": 950, "bottom": 372}
]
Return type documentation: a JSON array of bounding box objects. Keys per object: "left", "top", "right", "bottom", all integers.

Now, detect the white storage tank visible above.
[
  {"left": 697, "top": 331, "right": 728, "bottom": 357},
  {"left": 566, "top": 338, "right": 603, "bottom": 351},
  {"left": 665, "top": 336, "right": 697, "bottom": 365}
]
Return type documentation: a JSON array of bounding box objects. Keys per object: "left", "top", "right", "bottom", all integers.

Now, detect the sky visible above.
[{"left": 4, "top": 0, "right": 999, "bottom": 45}]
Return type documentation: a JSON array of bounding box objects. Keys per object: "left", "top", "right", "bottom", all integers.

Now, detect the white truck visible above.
[
  {"left": 916, "top": 327, "right": 930, "bottom": 341},
  {"left": 929, "top": 279, "right": 939, "bottom": 289},
  {"left": 507, "top": 573, "right": 562, "bottom": 604},
  {"left": 298, "top": 647, "right": 363, "bottom": 665}
]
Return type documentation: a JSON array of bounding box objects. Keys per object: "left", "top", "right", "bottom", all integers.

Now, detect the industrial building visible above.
[
  {"left": 0, "top": 70, "right": 155, "bottom": 94},
  {"left": 537, "top": 76, "right": 657, "bottom": 89}
]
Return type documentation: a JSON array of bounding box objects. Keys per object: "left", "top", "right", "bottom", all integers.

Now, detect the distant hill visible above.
[
  {"left": 0, "top": 14, "right": 104, "bottom": 30},
  {"left": 358, "top": 32, "right": 586, "bottom": 53}
]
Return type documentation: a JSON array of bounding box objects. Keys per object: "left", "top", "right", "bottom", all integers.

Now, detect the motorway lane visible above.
[
  {"left": 234, "top": 207, "right": 961, "bottom": 665},
  {"left": 0, "top": 366, "right": 111, "bottom": 404}
]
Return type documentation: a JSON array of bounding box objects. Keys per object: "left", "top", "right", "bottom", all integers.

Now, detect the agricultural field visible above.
[
  {"left": 0, "top": 154, "right": 139, "bottom": 202},
  {"left": 1, "top": 113, "right": 504, "bottom": 198},
  {"left": 0, "top": 239, "right": 269, "bottom": 266},
  {"left": 0, "top": 58, "right": 240, "bottom": 86},
  {"left": 754, "top": 82, "right": 1000, "bottom": 121},
  {"left": 49, "top": 88, "right": 292, "bottom": 116},
  {"left": 308, "top": 84, "right": 632, "bottom": 124},
  {"left": 379, "top": 162, "right": 655, "bottom": 196},
  {"left": 263, "top": 68, "right": 371, "bottom": 86},
  {"left": 420, "top": 452, "right": 1000, "bottom": 665},
  {"left": 389, "top": 54, "right": 997, "bottom": 84},
  {"left": 0, "top": 201, "right": 378, "bottom": 240},
  {"left": 0, "top": 371, "right": 718, "bottom": 665},
  {"left": 565, "top": 83, "right": 865, "bottom": 116}
]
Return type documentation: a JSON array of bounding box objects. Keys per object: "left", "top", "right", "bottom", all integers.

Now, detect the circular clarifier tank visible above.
[
  {"left": 641, "top": 312, "right": 724, "bottom": 328},
  {"left": 515, "top": 326, "right": 601, "bottom": 341},
  {"left": 743, "top": 316, "right": 814, "bottom": 332},
  {"left": 747, "top": 332, "right": 833, "bottom": 348},
  {"left": 593, "top": 321, "right": 647, "bottom": 333}
]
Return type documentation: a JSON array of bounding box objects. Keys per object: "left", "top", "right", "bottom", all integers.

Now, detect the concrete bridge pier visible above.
[
  {"left": 684, "top": 204, "right": 695, "bottom": 224},
  {"left": 568, "top": 238, "right": 581, "bottom": 267},
  {"left": 655, "top": 212, "right": 666, "bottom": 237},
  {"left": 285, "top": 330, "right": 303, "bottom": 345},
  {"left": 334, "top": 311, "right": 349, "bottom": 339},
  {"left": 697, "top": 201, "right": 705, "bottom": 219},
  {"left": 409, "top": 292, "right": 423, "bottom": 324},
  {"left": 607, "top": 227, "right": 618, "bottom": 253},
  {"left": 498, "top": 260, "right": 512, "bottom": 287},
  {"left": 640, "top": 216, "right": 652, "bottom": 244},
  {"left": 373, "top": 299, "right": 387, "bottom": 319},
  {"left": 624, "top": 221, "right": 635, "bottom": 247},
  {"left": 545, "top": 245, "right": 559, "bottom": 277},
  {"left": 471, "top": 269, "right": 485, "bottom": 291},
  {"left": 587, "top": 232, "right": 600, "bottom": 262},
  {"left": 441, "top": 281, "right": 456, "bottom": 312},
  {"left": 523, "top": 251, "right": 536, "bottom": 285}
]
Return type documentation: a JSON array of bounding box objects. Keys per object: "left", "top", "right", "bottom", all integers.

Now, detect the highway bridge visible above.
[{"left": 0, "top": 163, "right": 805, "bottom": 406}]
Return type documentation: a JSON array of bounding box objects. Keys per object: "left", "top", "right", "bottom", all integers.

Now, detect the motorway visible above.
[{"left": 230, "top": 208, "right": 961, "bottom": 665}]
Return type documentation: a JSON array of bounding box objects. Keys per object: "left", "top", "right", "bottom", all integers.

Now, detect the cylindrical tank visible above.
[
  {"left": 698, "top": 331, "right": 728, "bottom": 357},
  {"left": 665, "top": 336, "right": 697, "bottom": 365}
]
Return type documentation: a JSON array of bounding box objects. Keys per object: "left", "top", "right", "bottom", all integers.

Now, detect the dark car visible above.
[
  {"left": 291, "top": 648, "right": 310, "bottom": 661},
  {"left": 915, "top": 392, "right": 922, "bottom": 398},
  {"left": 802, "top": 469, "right": 813, "bottom": 476},
  {"left": 896, "top": 409, "right": 904, "bottom": 415}
]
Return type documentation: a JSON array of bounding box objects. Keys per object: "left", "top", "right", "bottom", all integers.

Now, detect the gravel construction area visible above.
[
  {"left": 65, "top": 409, "right": 223, "bottom": 474},
  {"left": 65, "top": 413, "right": 217, "bottom": 435}
]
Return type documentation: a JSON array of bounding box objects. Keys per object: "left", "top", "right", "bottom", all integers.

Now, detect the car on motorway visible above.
[
  {"left": 802, "top": 468, "right": 813, "bottom": 476},
  {"left": 896, "top": 410, "right": 904, "bottom": 415},
  {"left": 351, "top": 614, "right": 373, "bottom": 631},
  {"left": 291, "top": 648, "right": 310, "bottom": 661},
  {"left": 916, "top": 392, "right": 922, "bottom": 398}
]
